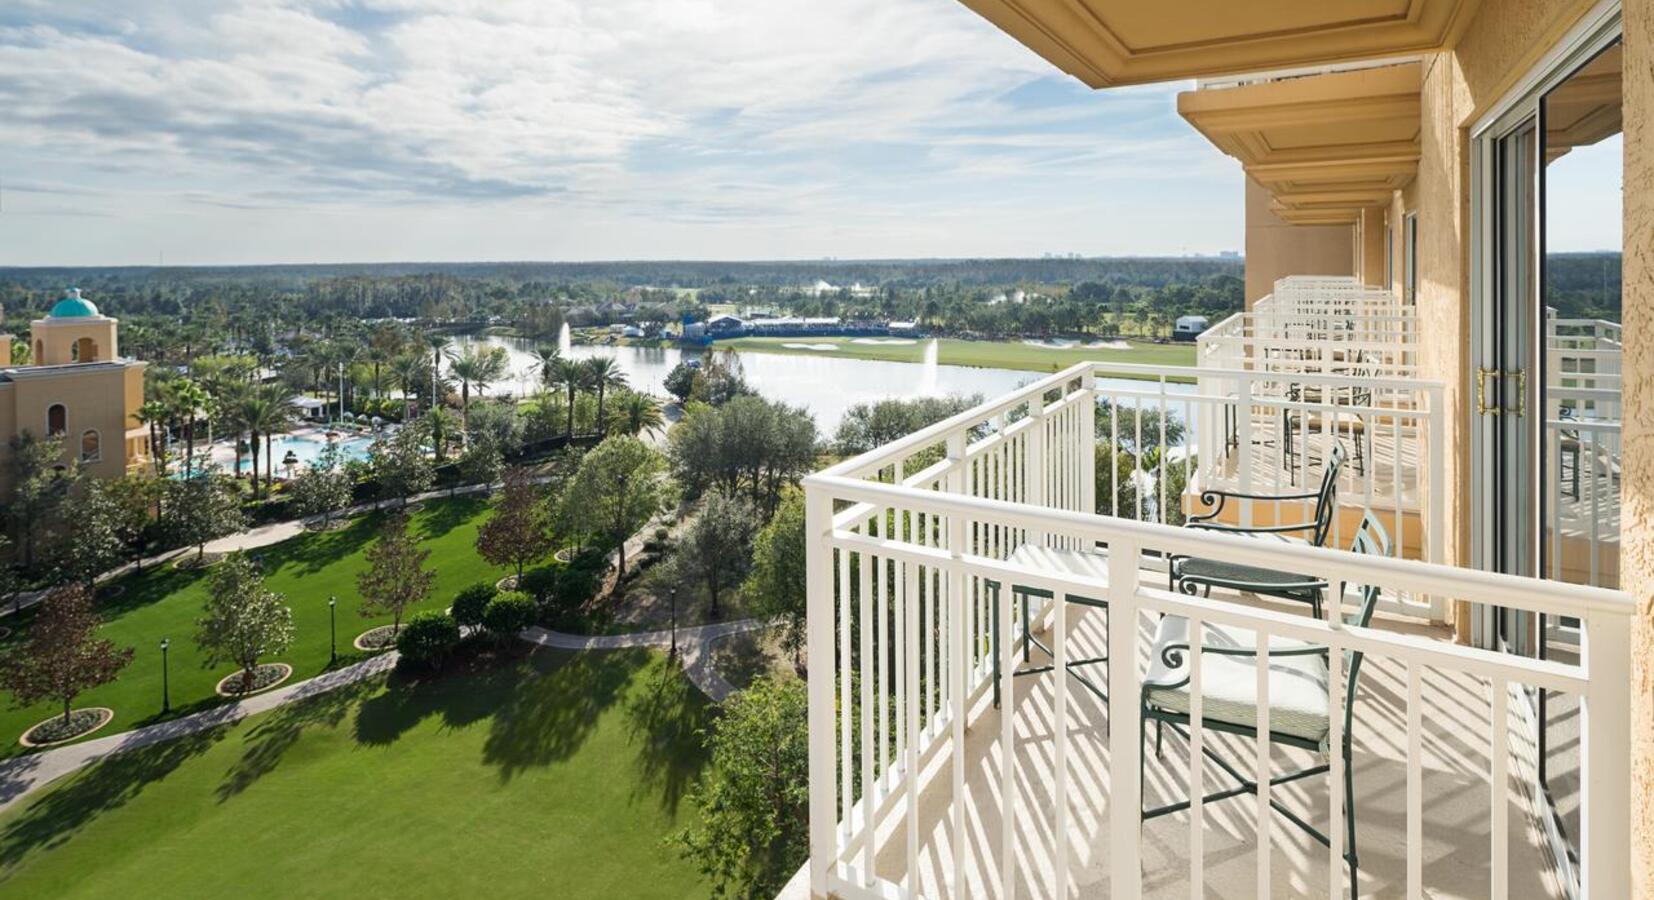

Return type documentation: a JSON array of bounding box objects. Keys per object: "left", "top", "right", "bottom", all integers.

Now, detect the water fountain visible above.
[
  {"left": 558, "top": 322, "right": 572, "bottom": 354},
  {"left": 919, "top": 338, "right": 939, "bottom": 395}
]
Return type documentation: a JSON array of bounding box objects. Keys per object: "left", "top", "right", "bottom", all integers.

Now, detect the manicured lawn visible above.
[
  {"left": 716, "top": 335, "right": 1198, "bottom": 379},
  {"left": 0, "top": 495, "right": 508, "bottom": 755},
  {"left": 0, "top": 647, "right": 712, "bottom": 899}
]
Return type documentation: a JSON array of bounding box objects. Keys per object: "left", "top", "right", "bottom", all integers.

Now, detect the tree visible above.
[
  {"left": 446, "top": 344, "right": 508, "bottom": 445},
  {"left": 396, "top": 610, "right": 460, "bottom": 668},
  {"left": 557, "top": 436, "right": 667, "bottom": 578},
  {"left": 289, "top": 441, "right": 355, "bottom": 528},
  {"left": 4, "top": 432, "right": 77, "bottom": 571},
  {"left": 58, "top": 480, "right": 128, "bottom": 592},
  {"left": 583, "top": 357, "right": 628, "bottom": 434},
  {"left": 668, "top": 395, "right": 816, "bottom": 514},
  {"left": 0, "top": 584, "right": 133, "bottom": 729},
  {"left": 162, "top": 474, "right": 245, "bottom": 561},
  {"left": 675, "top": 489, "right": 758, "bottom": 617},
  {"left": 674, "top": 676, "right": 809, "bottom": 898},
  {"left": 195, "top": 553, "right": 294, "bottom": 693},
  {"left": 608, "top": 392, "right": 664, "bottom": 437},
  {"left": 357, "top": 512, "right": 434, "bottom": 633},
  {"left": 833, "top": 394, "right": 983, "bottom": 455},
  {"left": 551, "top": 357, "right": 587, "bottom": 439},
  {"left": 369, "top": 425, "right": 434, "bottom": 506},
  {"left": 663, "top": 361, "right": 697, "bottom": 403},
  {"left": 457, "top": 429, "right": 506, "bottom": 486},
  {"left": 476, "top": 467, "right": 552, "bottom": 578},
  {"left": 231, "top": 386, "right": 293, "bottom": 499},
  {"left": 745, "top": 489, "right": 807, "bottom": 663}
]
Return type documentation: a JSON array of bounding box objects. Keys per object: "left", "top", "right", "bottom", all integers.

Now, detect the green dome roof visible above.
[{"left": 49, "top": 288, "right": 99, "bottom": 318}]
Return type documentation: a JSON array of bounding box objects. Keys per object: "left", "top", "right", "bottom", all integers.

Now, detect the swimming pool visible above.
[{"left": 264, "top": 434, "right": 375, "bottom": 469}]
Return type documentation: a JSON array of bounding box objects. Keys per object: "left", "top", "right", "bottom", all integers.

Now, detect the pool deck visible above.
[{"left": 195, "top": 423, "right": 380, "bottom": 478}]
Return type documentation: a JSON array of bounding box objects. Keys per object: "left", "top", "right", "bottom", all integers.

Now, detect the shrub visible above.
[
  {"left": 482, "top": 591, "right": 536, "bottom": 639},
  {"left": 397, "top": 611, "right": 461, "bottom": 667},
  {"left": 517, "top": 565, "right": 559, "bottom": 603},
  {"left": 450, "top": 582, "right": 498, "bottom": 627}
]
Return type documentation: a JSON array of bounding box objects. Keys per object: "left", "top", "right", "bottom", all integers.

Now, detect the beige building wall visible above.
[
  {"left": 1243, "top": 177, "right": 1355, "bottom": 307},
  {"left": 30, "top": 317, "right": 118, "bottom": 366},
  {"left": 0, "top": 363, "right": 146, "bottom": 487},
  {"left": 1358, "top": 206, "right": 1389, "bottom": 288},
  {"left": 1622, "top": 0, "right": 1653, "bottom": 892}
]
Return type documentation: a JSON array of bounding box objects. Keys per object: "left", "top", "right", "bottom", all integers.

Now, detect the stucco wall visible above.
[
  {"left": 1242, "top": 177, "right": 1354, "bottom": 306},
  {"left": 1622, "top": 1, "right": 1652, "bottom": 892},
  {"left": 0, "top": 366, "right": 139, "bottom": 489},
  {"left": 1359, "top": 206, "right": 1388, "bottom": 287}
]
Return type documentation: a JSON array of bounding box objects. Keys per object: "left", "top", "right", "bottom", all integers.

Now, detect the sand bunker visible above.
[{"left": 782, "top": 342, "right": 840, "bottom": 351}]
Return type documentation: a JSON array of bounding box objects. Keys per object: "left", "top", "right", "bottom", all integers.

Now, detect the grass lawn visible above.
[
  {"left": 0, "top": 647, "right": 713, "bottom": 899},
  {"left": 0, "top": 495, "right": 508, "bottom": 756},
  {"left": 715, "top": 335, "right": 1197, "bottom": 380}
]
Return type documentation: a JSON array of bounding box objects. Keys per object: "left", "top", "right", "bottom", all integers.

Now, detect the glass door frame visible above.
[{"left": 1468, "top": 6, "right": 1622, "bottom": 895}]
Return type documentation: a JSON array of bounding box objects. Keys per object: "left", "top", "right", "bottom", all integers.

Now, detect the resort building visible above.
[
  {"left": 0, "top": 289, "right": 149, "bottom": 489},
  {"left": 799, "top": 1, "right": 1647, "bottom": 898}
]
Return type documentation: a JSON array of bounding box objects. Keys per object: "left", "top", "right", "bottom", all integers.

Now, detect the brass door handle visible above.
[{"left": 1476, "top": 367, "right": 1526, "bottom": 416}]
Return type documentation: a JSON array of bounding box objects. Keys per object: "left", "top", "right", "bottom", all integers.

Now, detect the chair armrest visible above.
[
  {"left": 1158, "top": 641, "right": 1328, "bottom": 671},
  {"left": 1186, "top": 521, "right": 1320, "bottom": 537}
]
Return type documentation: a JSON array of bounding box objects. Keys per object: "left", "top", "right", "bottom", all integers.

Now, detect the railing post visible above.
[
  {"left": 804, "top": 481, "right": 837, "bottom": 896},
  {"left": 1107, "top": 540, "right": 1143, "bottom": 900},
  {"left": 945, "top": 431, "right": 968, "bottom": 888},
  {"left": 1027, "top": 395, "right": 1047, "bottom": 546},
  {"left": 1235, "top": 373, "right": 1255, "bottom": 528},
  {"left": 1427, "top": 387, "right": 1446, "bottom": 621},
  {"left": 1581, "top": 607, "right": 1631, "bottom": 898},
  {"left": 1081, "top": 368, "right": 1097, "bottom": 519}
]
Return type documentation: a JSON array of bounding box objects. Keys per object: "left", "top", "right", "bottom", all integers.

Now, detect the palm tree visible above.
[
  {"left": 551, "top": 357, "right": 587, "bottom": 439},
  {"left": 171, "top": 380, "right": 211, "bottom": 479},
  {"left": 388, "top": 353, "right": 425, "bottom": 419},
  {"left": 529, "top": 346, "right": 562, "bottom": 387},
  {"left": 235, "top": 388, "right": 293, "bottom": 499},
  {"left": 136, "top": 399, "right": 170, "bottom": 477},
  {"left": 446, "top": 345, "right": 508, "bottom": 444},
  {"left": 423, "top": 334, "right": 451, "bottom": 413},
  {"left": 582, "top": 357, "right": 627, "bottom": 435},
  {"left": 609, "top": 392, "right": 664, "bottom": 437}
]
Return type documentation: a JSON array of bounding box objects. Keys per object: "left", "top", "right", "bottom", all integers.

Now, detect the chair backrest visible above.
[
  {"left": 1309, "top": 441, "right": 1348, "bottom": 547},
  {"left": 1338, "top": 511, "right": 1391, "bottom": 740}
]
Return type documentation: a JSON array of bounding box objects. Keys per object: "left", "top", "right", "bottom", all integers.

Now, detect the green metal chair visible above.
[
  {"left": 1142, "top": 512, "right": 1390, "bottom": 899},
  {"left": 1169, "top": 442, "right": 1346, "bottom": 617}
]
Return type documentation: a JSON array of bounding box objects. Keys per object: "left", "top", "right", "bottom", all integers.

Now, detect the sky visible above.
[{"left": 0, "top": 0, "right": 1244, "bottom": 267}]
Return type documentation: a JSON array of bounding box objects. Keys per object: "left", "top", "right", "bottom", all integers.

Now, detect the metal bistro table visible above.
[{"left": 987, "top": 542, "right": 1112, "bottom": 710}]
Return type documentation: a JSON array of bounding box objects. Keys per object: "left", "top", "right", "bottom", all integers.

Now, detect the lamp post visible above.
[
  {"left": 669, "top": 588, "right": 678, "bottom": 659},
  {"left": 328, "top": 596, "right": 338, "bottom": 665},
  {"left": 160, "top": 638, "right": 171, "bottom": 714}
]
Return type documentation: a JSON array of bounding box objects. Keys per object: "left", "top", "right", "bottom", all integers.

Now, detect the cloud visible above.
[{"left": 0, "top": 0, "right": 1240, "bottom": 264}]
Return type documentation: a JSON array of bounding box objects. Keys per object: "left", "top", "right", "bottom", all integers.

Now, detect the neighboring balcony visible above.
[{"left": 800, "top": 359, "right": 1632, "bottom": 898}]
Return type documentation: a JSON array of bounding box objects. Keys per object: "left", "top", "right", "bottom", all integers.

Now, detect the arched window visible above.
[
  {"left": 81, "top": 430, "right": 101, "bottom": 463},
  {"left": 46, "top": 404, "right": 66, "bottom": 437},
  {"left": 72, "top": 337, "right": 96, "bottom": 362}
]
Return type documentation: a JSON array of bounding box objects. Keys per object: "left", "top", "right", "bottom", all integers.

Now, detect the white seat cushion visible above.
[{"left": 1143, "top": 615, "right": 1331, "bottom": 744}]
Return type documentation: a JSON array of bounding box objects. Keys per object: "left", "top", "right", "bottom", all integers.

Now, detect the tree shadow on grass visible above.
[
  {"left": 412, "top": 496, "right": 487, "bottom": 544},
  {"left": 260, "top": 514, "right": 379, "bottom": 579},
  {"left": 352, "top": 644, "right": 538, "bottom": 750},
  {"left": 0, "top": 725, "right": 227, "bottom": 869},
  {"left": 479, "top": 648, "right": 644, "bottom": 783},
  {"left": 213, "top": 678, "right": 378, "bottom": 803},
  {"left": 621, "top": 659, "right": 712, "bottom": 818}
]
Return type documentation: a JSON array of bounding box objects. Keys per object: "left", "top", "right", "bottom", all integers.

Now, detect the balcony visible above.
[{"left": 800, "top": 359, "right": 1632, "bottom": 898}]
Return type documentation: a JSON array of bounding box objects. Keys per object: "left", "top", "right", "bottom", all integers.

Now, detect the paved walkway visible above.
[
  {"left": 521, "top": 618, "right": 772, "bottom": 702},
  {"left": 0, "top": 618, "right": 772, "bottom": 814},
  {"left": 0, "top": 650, "right": 400, "bottom": 814}
]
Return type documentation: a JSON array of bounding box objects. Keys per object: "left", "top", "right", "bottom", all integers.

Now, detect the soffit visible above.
[{"left": 956, "top": 0, "right": 1478, "bottom": 87}]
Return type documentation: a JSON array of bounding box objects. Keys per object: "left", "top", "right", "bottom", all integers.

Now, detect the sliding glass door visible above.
[{"left": 1474, "top": 23, "right": 1622, "bottom": 894}]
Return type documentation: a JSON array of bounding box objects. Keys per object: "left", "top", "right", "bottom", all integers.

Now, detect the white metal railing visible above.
[
  {"left": 802, "top": 362, "right": 1633, "bottom": 900},
  {"left": 1543, "top": 311, "right": 1623, "bottom": 591}
]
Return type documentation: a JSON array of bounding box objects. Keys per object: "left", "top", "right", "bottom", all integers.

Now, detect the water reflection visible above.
[{"left": 449, "top": 334, "right": 1193, "bottom": 434}]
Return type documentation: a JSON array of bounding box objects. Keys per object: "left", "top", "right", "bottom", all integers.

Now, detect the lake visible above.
[{"left": 449, "top": 334, "right": 1195, "bottom": 435}]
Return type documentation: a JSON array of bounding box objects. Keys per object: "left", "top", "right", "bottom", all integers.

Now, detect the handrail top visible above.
[{"left": 804, "top": 472, "right": 1634, "bottom": 619}]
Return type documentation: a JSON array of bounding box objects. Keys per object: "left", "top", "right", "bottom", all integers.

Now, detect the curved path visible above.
[
  {"left": 0, "top": 618, "right": 770, "bottom": 814},
  {"left": 521, "top": 618, "right": 772, "bottom": 702}
]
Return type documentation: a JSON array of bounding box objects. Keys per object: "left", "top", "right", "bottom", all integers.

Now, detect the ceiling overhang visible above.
[
  {"left": 955, "top": 0, "right": 1479, "bottom": 88},
  {"left": 1179, "top": 62, "right": 1423, "bottom": 225}
]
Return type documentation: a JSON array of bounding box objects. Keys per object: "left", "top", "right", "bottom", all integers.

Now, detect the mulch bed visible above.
[
  {"left": 20, "top": 707, "right": 114, "bottom": 747},
  {"left": 215, "top": 663, "right": 294, "bottom": 697},
  {"left": 354, "top": 625, "right": 402, "bottom": 652}
]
